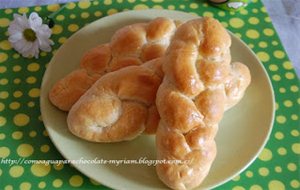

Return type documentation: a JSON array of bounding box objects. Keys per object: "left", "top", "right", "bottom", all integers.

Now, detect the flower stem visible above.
[
  {"left": 44, "top": 3, "right": 67, "bottom": 28},
  {"left": 48, "top": 4, "right": 68, "bottom": 19}
]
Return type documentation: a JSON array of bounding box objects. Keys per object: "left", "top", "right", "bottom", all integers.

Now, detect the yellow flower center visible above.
[{"left": 23, "top": 28, "right": 37, "bottom": 42}]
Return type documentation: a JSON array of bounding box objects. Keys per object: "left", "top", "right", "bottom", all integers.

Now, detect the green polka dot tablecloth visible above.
[{"left": 0, "top": 0, "right": 299, "bottom": 189}]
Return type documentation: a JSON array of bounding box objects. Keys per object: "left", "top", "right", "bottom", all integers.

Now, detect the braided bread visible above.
[
  {"left": 49, "top": 17, "right": 178, "bottom": 111},
  {"left": 67, "top": 58, "right": 163, "bottom": 142},
  {"left": 155, "top": 17, "right": 251, "bottom": 189}
]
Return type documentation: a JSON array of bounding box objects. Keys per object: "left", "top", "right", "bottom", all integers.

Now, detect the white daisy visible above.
[{"left": 8, "top": 12, "right": 54, "bottom": 58}]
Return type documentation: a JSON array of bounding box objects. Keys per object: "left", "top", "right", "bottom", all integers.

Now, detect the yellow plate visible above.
[{"left": 40, "top": 9, "right": 275, "bottom": 190}]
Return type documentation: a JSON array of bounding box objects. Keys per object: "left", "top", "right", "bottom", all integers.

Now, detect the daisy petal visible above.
[
  {"left": 14, "top": 14, "right": 29, "bottom": 29},
  {"left": 21, "top": 41, "right": 33, "bottom": 53},
  {"left": 8, "top": 24, "right": 23, "bottom": 35},
  {"left": 38, "top": 37, "right": 52, "bottom": 52},
  {"left": 8, "top": 12, "right": 53, "bottom": 59},
  {"left": 36, "top": 24, "right": 52, "bottom": 38},
  {"left": 8, "top": 32, "right": 23, "bottom": 43},
  {"left": 32, "top": 41, "right": 40, "bottom": 58},
  {"left": 21, "top": 42, "right": 34, "bottom": 57},
  {"left": 50, "top": 39, "right": 54, "bottom": 46},
  {"left": 29, "top": 12, "right": 43, "bottom": 30},
  {"left": 13, "top": 38, "right": 27, "bottom": 52}
]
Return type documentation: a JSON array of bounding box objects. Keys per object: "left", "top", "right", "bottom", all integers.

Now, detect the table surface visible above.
[
  {"left": 0, "top": 1, "right": 299, "bottom": 190},
  {"left": 0, "top": 0, "right": 299, "bottom": 76}
]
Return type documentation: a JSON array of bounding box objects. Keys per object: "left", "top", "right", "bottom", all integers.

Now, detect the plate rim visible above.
[{"left": 40, "top": 9, "right": 275, "bottom": 190}]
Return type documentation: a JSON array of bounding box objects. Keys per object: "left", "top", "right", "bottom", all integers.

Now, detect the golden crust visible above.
[
  {"left": 67, "top": 59, "right": 163, "bottom": 142},
  {"left": 200, "top": 17, "right": 231, "bottom": 58},
  {"left": 224, "top": 62, "right": 251, "bottom": 109},
  {"left": 50, "top": 17, "right": 251, "bottom": 185},
  {"left": 110, "top": 23, "right": 147, "bottom": 57},
  {"left": 109, "top": 56, "right": 142, "bottom": 72},
  {"left": 144, "top": 105, "right": 160, "bottom": 134},
  {"left": 48, "top": 69, "right": 99, "bottom": 111},
  {"left": 79, "top": 44, "right": 112, "bottom": 75},
  {"left": 146, "top": 17, "right": 177, "bottom": 41},
  {"left": 49, "top": 17, "right": 177, "bottom": 112},
  {"left": 155, "top": 17, "right": 251, "bottom": 190},
  {"left": 141, "top": 43, "right": 167, "bottom": 62}
]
